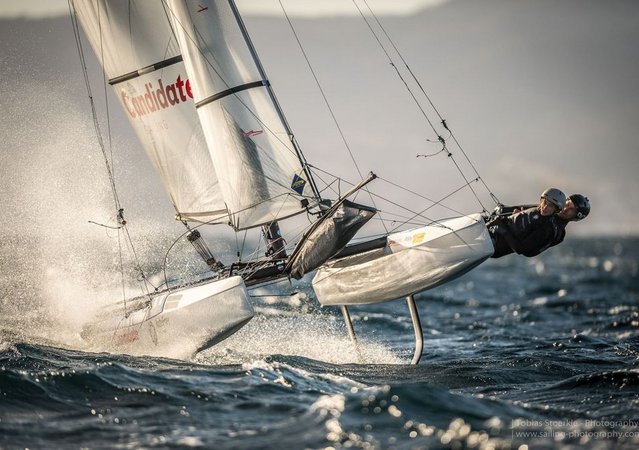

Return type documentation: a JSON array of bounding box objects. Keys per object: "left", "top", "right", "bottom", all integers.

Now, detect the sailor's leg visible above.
[{"left": 406, "top": 295, "right": 424, "bottom": 365}]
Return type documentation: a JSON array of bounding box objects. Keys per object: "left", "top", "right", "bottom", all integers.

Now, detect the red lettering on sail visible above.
[
  {"left": 121, "top": 91, "right": 137, "bottom": 118},
  {"left": 120, "top": 75, "right": 194, "bottom": 119}
]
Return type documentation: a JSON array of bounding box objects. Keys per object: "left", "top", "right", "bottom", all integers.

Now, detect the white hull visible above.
[
  {"left": 82, "top": 276, "right": 253, "bottom": 358},
  {"left": 312, "top": 214, "right": 494, "bottom": 306}
]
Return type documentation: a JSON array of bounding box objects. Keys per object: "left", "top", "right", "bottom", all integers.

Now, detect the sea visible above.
[{"left": 1, "top": 237, "right": 638, "bottom": 449}]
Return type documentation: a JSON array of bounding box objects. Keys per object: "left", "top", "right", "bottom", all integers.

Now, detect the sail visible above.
[
  {"left": 165, "top": 0, "right": 313, "bottom": 230},
  {"left": 71, "top": 0, "right": 227, "bottom": 222},
  {"left": 285, "top": 173, "right": 379, "bottom": 279},
  {"left": 287, "top": 200, "right": 377, "bottom": 279}
]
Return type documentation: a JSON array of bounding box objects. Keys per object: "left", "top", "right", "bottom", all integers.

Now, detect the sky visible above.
[
  {"left": 0, "top": 0, "right": 448, "bottom": 18},
  {"left": 1, "top": 0, "right": 638, "bottom": 238}
]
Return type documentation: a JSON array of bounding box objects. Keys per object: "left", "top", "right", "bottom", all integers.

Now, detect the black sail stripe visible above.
[
  {"left": 195, "top": 80, "right": 269, "bottom": 109},
  {"left": 109, "top": 55, "right": 184, "bottom": 85}
]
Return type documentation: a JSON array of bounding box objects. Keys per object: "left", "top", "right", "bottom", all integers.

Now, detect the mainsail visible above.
[
  {"left": 73, "top": 0, "right": 317, "bottom": 229},
  {"left": 72, "top": 0, "right": 226, "bottom": 222}
]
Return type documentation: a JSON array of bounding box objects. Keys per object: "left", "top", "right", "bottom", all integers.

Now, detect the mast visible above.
[
  {"left": 165, "top": 0, "right": 315, "bottom": 232},
  {"left": 227, "top": 0, "right": 321, "bottom": 203},
  {"left": 227, "top": 0, "right": 323, "bottom": 257}
]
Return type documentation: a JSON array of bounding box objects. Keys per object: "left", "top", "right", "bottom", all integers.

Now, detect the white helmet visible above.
[{"left": 541, "top": 188, "right": 566, "bottom": 210}]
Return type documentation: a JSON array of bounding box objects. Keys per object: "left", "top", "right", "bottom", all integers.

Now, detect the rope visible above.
[
  {"left": 87, "top": 220, "right": 120, "bottom": 230},
  {"left": 68, "top": 1, "right": 120, "bottom": 211},
  {"left": 69, "top": 1, "right": 156, "bottom": 312},
  {"left": 354, "top": 0, "right": 501, "bottom": 210},
  {"left": 351, "top": 0, "right": 441, "bottom": 136},
  {"left": 278, "top": 1, "right": 363, "bottom": 180},
  {"left": 277, "top": 0, "right": 388, "bottom": 233}
]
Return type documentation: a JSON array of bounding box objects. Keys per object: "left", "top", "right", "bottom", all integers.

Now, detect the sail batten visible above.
[
  {"left": 109, "top": 55, "right": 185, "bottom": 85},
  {"left": 195, "top": 80, "right": 269, "bottom": 108}
]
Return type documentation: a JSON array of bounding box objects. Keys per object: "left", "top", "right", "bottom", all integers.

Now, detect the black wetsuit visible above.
[{"left": 487, "top": 207, "right": 567, "bottom": 258}]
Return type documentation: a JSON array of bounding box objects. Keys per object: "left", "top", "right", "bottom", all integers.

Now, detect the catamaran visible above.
[{"left": 70, "top": 0, "right": 497, "bottom": 362}]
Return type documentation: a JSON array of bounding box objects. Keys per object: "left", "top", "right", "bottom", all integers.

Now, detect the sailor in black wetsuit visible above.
[
  {"left": 487, "top": 188, "right": 566, "bottom": 258},
  {"left": 550, "top": 193, "right": 591, "bottom": 246}
]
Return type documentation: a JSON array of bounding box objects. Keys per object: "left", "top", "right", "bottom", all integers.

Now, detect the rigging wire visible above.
[
  {"left": 307, "top": 165, "right": 441, "bottom": 226},
  {"left": 363, "top": 3, "right": 499, "bottom": 206},
  {"left": 70, "top": 2, "right": 127, "bottom": 310},
  {"left": 377, "top": 175, "right": 470, "bottom": 217},
  {"left": 277, "top": 0, "right": 389, "bottom": 234},
  {"left": 354, "top": 0, "right": 502, "bottom": 211},
  {"left": 96, "top": 4, "right": 133, "bottom": 312},
  {"left": 68, "top": 1, "right": 119, "bottom": 211},
  {"left": 350, "top": 0, "right": 441, "bottom": 136},
  {"left": 307, "top": 163, "right": 484, "bottom": 232},
  {"left": 387, "top": 180, "right": 481, "bottom": 233},
  {"left": 68, "top": 1, "right": 156, "bottom": 311},
  {"left": 277, "top": 1, "right": 363, "bottom": 181},
  {"left": 97, "top": 6, "right": 114, "bottom": 169}
]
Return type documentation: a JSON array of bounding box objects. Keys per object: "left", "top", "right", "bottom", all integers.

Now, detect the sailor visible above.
[
  {"left": 547, "top": 193, "right": 591, "bottom": 247},
  {"left": 487, "top": 188, "right": 566, "bottom": 258}
]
